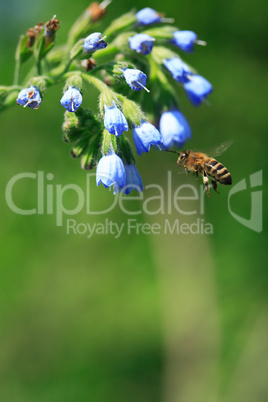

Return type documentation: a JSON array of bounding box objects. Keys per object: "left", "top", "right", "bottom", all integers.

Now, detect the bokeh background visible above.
[{"left": 0, "top": 0, "right": 267, "bottom": 401}]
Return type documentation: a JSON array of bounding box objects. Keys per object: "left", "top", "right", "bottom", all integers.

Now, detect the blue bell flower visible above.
[
  {"left": 113, "top": 164, "right": 144, "bottom": 195},
  {"left": 136, "top": 8, "right": 162, "bottom": 25},
  {"left": 104, "top": 104, "right": 128, "bottom": 137},
  {"left": 122, "top": 68, "right": 149, "bottom": 92},
  {"left": 96, "top": 153, "right": 126, "bottom": 188},
  {"left": 159, "top": 110, "right": 191, "bottom": 149},
  {"left": 83, "top": 32, "right": 107, "bottom": 53},
  {"left": 184, "top": 75, "right": 213, "bottom": 106},
  {"left": 133, "top": 120, "right": 162, "bottom": 156},
  {"left": 172, "top": 30, "right": 198, "bottom": 52},
  {"left": 129, "top": 33, "right": 155, "bottom": 55},
  {"left": 60, "top": 87, "right": 82, "bottom": 112},
  {"left": 163, "top": 58, "right": 192, "bottom": 83},
  {"left": 16, "top": 86, "right": 41, "bottom": 109}
]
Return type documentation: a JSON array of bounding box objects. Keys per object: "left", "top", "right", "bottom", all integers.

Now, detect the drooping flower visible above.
[
  {"left": 159, "top": 110, "right": 191, "bottom": 149},
  {"left": 44, "top": 15, "right": 60, "bottom": 38},
  {"left": 163, "top": 58, "right": 192, "bottom": 83},
  {"left": 104, "top": 104, "right": 128, "bottom": 137},
  {"left": 133, "top": 120, "right": 162, "bottom": 156},
  {"left": 96, "top": 153, "right": 126, "bottom": 188},
  {"left": 113, "top": 164, "right": 144, "bottom": 195},
  {"left": 136, "top": 7, "right": 162, "bottom": 25},
  {"left": 129, "top": 33, "right": 155, "bottom": 55},
  {"left": 172, "top": 30, "right": 198, "bottom": 52},
  {"left": 184, "top": 75, "right": 213, "bottom": 106},
  {"left": 60, "top": 87, "right": 82, "bottom": 112},
  {"left": 16, "top": 86, "right": 41, "bottom": 109},
  {"left": 122, "top": 68, "right": 149, "bottom": 92},
  {"left": 83, "top": 32, "right": 107, "bottom": 53}
]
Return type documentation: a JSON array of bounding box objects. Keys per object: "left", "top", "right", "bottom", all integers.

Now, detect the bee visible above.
[{"left": 167, "top": 142, "right": 232, "bottom": 197}]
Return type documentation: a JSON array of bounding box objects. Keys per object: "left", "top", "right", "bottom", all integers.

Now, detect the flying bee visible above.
[{"left": 167, "top": 141, "right": 232, "bottom": 197}]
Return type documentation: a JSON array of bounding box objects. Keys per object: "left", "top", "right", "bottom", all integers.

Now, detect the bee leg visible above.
[
  {"left": 203, "top": 172, "right": 210, "bottom": 197},
  {"left": 212, "top": 180, "right": 220, "bottom": 194},
  {"left": 184, "top": 166, "right": 189, "bottom": 175},
  {"left": 195, "top": 163, "right": 199, "bottom": 181}
]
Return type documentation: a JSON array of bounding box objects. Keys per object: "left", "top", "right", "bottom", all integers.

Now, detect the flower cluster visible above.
[{"left": 1, "top": 3, "right": 213, "bottom": 196}]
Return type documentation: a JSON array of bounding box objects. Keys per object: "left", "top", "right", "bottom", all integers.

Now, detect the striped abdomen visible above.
[{"left": 204, "top": 158, "right": 232, "bottom": 185}]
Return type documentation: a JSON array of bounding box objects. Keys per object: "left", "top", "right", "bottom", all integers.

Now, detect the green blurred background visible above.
[{"left": 0, "top": 0, "right": 267, "bottom": 401}]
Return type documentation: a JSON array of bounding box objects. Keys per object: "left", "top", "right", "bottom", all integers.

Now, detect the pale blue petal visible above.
[
  {"left": 184, "top": 75, "right": 213, "bottom": 106},
  {"left": 159, "top": 110, "right": 191, "bottom": 149},
  {"left": 173, "top": 30, "right": 197, "bottom": 52},
  {"left": 96, "top": 154, "right": 126, "bottom": 188},
  {"left": 104, "top": 104, "right": 128, "bottom": 136},
  {"left": 133, "top": 121, "right": 162, "bottom": 156},
  {"left": 136, "top": 8, "right": 161, "bottom": 25},
  {"left": 60, "top": 87, "right": 82, "bottom": 112},
  {"left": 129, "top": 34, "right": 155, "bottom": 55}
]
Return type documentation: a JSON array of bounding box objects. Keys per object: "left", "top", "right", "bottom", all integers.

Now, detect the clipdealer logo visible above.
[
  {"left": 4, "top": 170, "right": 263, "bottom": 234},
  {"left": 228, "top": 170, "right": 263, "bottom": 233}
]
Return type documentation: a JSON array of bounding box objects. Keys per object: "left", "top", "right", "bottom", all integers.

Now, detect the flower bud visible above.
[
  {"left": 163, "top": 58, "right": 192, "bottom": 83},
  {"left": 104, "top": 104, "right": 128, "bottom": 137},
  {"left": 122, "top": 68, "right": 149, "bottom": 92},
  {"left": 159, "top": 110, "right": 191, "bottom": 149},
  {"left": 62, "top": 108, "right": 102, "bottom": 143},
  {"left": 133, "top": 121, "right": 162, "bottom": 156},
  {"left": 184, "top": 75, "right": 213, "bottom": 106},
  {"left": 81, "top": 58, "right": 97, "bottom": 71},
  {"left": 96, "top": 152, "right": 126, "bottom": 188},
  {"left": 60, "top": 87, "right": 82, "bottom": 112},
  {"left": 44, "top": 15, "right": 60, "bottom": 48},
  {"left": 70, "top": 137, "right": 89, "bottom": 158},
  {"left": 16, "top": 86, "right": 41, "bottom": 109},
  {"left": 89, "top": 2, "right": 110, "bottom": 21},
  {"left": 136, "top": 8, "right": 162, "bottom": 25},
  {"left": 129, "top": 33, "right": 155, "bottom": 55},
  {"left": 83, "top": 32, "right": 107, "bottom": 53},
  {"left": 81, "top": 147, "right": 99, "bottom": 170},
  {"left": 172, "top": 30, "right": 199, "bottom": 52},
  {"left": 62, "top": 111, "right": 81, "bottom": 143}
]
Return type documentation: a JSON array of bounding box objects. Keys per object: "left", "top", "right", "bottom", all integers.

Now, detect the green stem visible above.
[
  {"left": 50, "top": 58, "right": 73, "bottom": 79},
  {"left": 93, "top": 45, "right": 118, "bottom": 62},
  {"left": 1, "top": 86, "right": 22, "bottom": 112},
  {"left": 103, "top": 10, "right": 136, "bottom": 40},
  {"left": 81, "top": 73, "right": 112, "bottom": 93},
  {"left": 13, "top": 59, "right": 20, "bottom": 85},
  {"left": 36, "top": 59, "right": 42, "bottom": 76}
]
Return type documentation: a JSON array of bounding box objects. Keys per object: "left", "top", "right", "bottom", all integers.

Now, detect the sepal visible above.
[
  {"left": 102, "top": 129, "right": 118, "bottom": 155},
  {"left": 70, "top": 136, "right": 90, "bottom": 158}
]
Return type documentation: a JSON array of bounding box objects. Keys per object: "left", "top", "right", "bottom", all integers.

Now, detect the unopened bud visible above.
[
  {"left": 88, "top": 2, "right": 108, "bottom": 22},
  {"left": 81, "top": 58, "right": 96, "bottom": 71},
  {"left": 81, "top": 150, "right": 98, "bottom": 170},
  {"left": 70, "top": 137, "right": 89, "bottom": 158},
  {"left": 44, "top": 15, "right": 60, "bottom": 47}
]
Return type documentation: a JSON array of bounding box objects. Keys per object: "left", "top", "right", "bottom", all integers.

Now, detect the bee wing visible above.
[{"left": 209, "top": 140, "right": 234, "bottom": 157}]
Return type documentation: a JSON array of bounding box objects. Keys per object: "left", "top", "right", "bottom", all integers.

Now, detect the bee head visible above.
[{"left": 177, "top": 150, "right": 189, "bottom": 165}]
